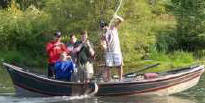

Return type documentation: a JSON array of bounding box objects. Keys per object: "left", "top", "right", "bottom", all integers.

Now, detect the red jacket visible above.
[{"left": 46, "top": 41, "right": 69, "bottom": 64}]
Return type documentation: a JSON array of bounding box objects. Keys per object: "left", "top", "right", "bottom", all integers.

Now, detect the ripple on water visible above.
[{"left": 0, "top": 93, "right": 98, "bottom": 103}]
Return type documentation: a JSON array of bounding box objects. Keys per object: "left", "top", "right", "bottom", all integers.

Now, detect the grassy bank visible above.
[
  {"left": 123, "top": 50, "right": 204, "bottom": 74},
  {"left": 0, "top": 66, "right": 14, "bottom": 93}
]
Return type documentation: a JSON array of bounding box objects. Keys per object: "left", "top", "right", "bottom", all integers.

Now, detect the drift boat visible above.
[{"left": 2, "top": 62, "right": 204, "bottom": 96}]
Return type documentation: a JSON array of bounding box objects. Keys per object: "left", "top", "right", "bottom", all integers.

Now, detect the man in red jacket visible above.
[{"left": 46, "top": 31, "right": 69, "bottom": 78}]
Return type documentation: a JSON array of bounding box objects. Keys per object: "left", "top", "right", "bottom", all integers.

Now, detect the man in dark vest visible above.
[{"left": 74, "top": 31, "right": 95, "bottom": 83}]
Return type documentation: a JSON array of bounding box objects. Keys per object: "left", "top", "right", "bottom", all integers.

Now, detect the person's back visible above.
[
  {"left": 67, "top": 33, "right": 81, "bottom": 63},
  {"left": 55, "top": 60, "right": 74, "bottom": 81},
  {"left": 55, "top": 52, "right": 74, "bottom": 81}
]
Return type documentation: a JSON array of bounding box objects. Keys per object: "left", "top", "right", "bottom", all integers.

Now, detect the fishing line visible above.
[{"left": 108, "top": 0, "right": 123, "bottom": 28}]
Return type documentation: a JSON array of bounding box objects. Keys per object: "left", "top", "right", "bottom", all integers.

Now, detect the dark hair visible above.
[
  {"left": 100, "top": 20, "right": 108, "bottom": 28},
  {"left": 81, "top": 31, "right": 87, "bottom": 35},
  {"left": 70, "top": 33, "right": 75, "bottom": 38},
  {"left": 54, "top": 31, "right": 61, "bottom": 38}
]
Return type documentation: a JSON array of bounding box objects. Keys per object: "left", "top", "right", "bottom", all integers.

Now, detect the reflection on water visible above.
[
  {"left": 0, "top": 94, "right": 197, "bottom": 103},
  {"left": 98, "top": 96, "right": 196, "bottom": 103}
]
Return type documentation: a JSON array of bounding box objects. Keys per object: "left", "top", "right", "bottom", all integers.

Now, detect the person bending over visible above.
[{"left": 55, "top": 52, "right": 75, "bottom": 81}]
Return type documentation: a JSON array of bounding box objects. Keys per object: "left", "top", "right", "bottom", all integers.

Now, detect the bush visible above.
[
  {"left": 165, "top": 0, "right": 205, "bottom": 51},
  {"left": 1, "top": 0, "right": 199, "bottom": 70},
  {"left": 0, "top": 2, "right": 54, "bottom": 67}
]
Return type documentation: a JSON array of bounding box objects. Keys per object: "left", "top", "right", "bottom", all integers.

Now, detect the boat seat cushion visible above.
[{"left": 144, "top": 73, "right": 158, "bottom": 79}]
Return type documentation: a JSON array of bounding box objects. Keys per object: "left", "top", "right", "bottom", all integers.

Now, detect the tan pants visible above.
[{"left": 78, "top": 62, "right": 94, "bottom": 82}]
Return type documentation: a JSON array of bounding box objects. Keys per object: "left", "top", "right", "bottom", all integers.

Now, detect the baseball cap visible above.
[
  {"left": 100, "top": 20, "right": 108, "bottom": 28},
  {"left": 54, "top": 31, "right": 62, "bottom": 38}
]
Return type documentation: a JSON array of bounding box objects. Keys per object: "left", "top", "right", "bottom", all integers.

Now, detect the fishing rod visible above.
[{"left": 123, "top": 63, "right": 160, "bottom": 77}]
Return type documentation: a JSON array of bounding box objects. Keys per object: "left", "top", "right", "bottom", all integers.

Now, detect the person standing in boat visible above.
[
  {"left": 66, "top": 33, "right": 81, "bottom": 81},
  {"left": 55, "top": 52, "right": 75, "bottom": 81},
  {"left": 46, "top": 31, "right": 69, "bottom": 78},
  {"left": 74, "top": 31, "right": 95, "bottom": 83},
  {"left": 67, "top": 33, "right": 81, "bottom": 64},
  {"left": 100, "top": 15, "right": 124, "bottom": 81}
]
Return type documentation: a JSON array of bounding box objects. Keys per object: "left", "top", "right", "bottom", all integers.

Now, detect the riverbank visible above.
[{"left": 0, "top": 67, "right": 14, "bottom": 93}]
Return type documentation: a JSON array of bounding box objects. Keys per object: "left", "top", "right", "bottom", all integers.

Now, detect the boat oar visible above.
[{"left": 124, "top": 63, "right": 160, "bottom": 77}]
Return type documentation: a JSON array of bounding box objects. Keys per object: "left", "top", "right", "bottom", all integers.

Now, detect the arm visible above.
[
  {"left": 46, "top": 43, "right": 53, "bottom": 54},
  {"left": 72, "top": 43, "right": 84, "bottom": 53},
  {"left": 100, "top": 35, "right": 107, "bottom": 50},
  {"left": 113, "top": 15, "right": 124, "bottom": 28},
  {"left": 61, "top": 43, "right": 70, "bottom": 54},
  {"left": 87, "top": 41, "right": 95, "bottom": 56},
  {"left": 89, "top": 46, "right": 95, "bottom": 56}
]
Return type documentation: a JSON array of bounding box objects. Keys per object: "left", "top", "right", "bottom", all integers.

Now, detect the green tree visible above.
[{"left": 166, "top": 0, "right": 205, "bottom": 51}]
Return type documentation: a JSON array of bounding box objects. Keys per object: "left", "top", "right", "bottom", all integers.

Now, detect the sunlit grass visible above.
[
  {"left": 0, "top": 66, "right": 14, "bottom": 93},
  {"left": 121, "top": 50, "right": 199, "bottom": 74}
]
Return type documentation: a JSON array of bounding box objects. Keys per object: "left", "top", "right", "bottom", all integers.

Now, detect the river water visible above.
[{"left": 0, "top": 67, "right": 205, "bottom": 103}]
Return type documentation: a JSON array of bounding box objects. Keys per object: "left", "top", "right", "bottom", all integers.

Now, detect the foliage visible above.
[
  {"left": 149, "top": 49, "right": 195, "bottom": 71},
  {"left": 150, "top": 0, "right": 167, "bottom": 15},
  {"left": 0, "top": 0, "right": 204, "bottom": 70},
  {"left": 0, "top": 1, "right": 53, "bottom": 55},
  {"left": 164, "top": 0, "right": 205, "bottom": 51},
  {"left": 43, "top": 0, "right": 166, "bottom": 63}
]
